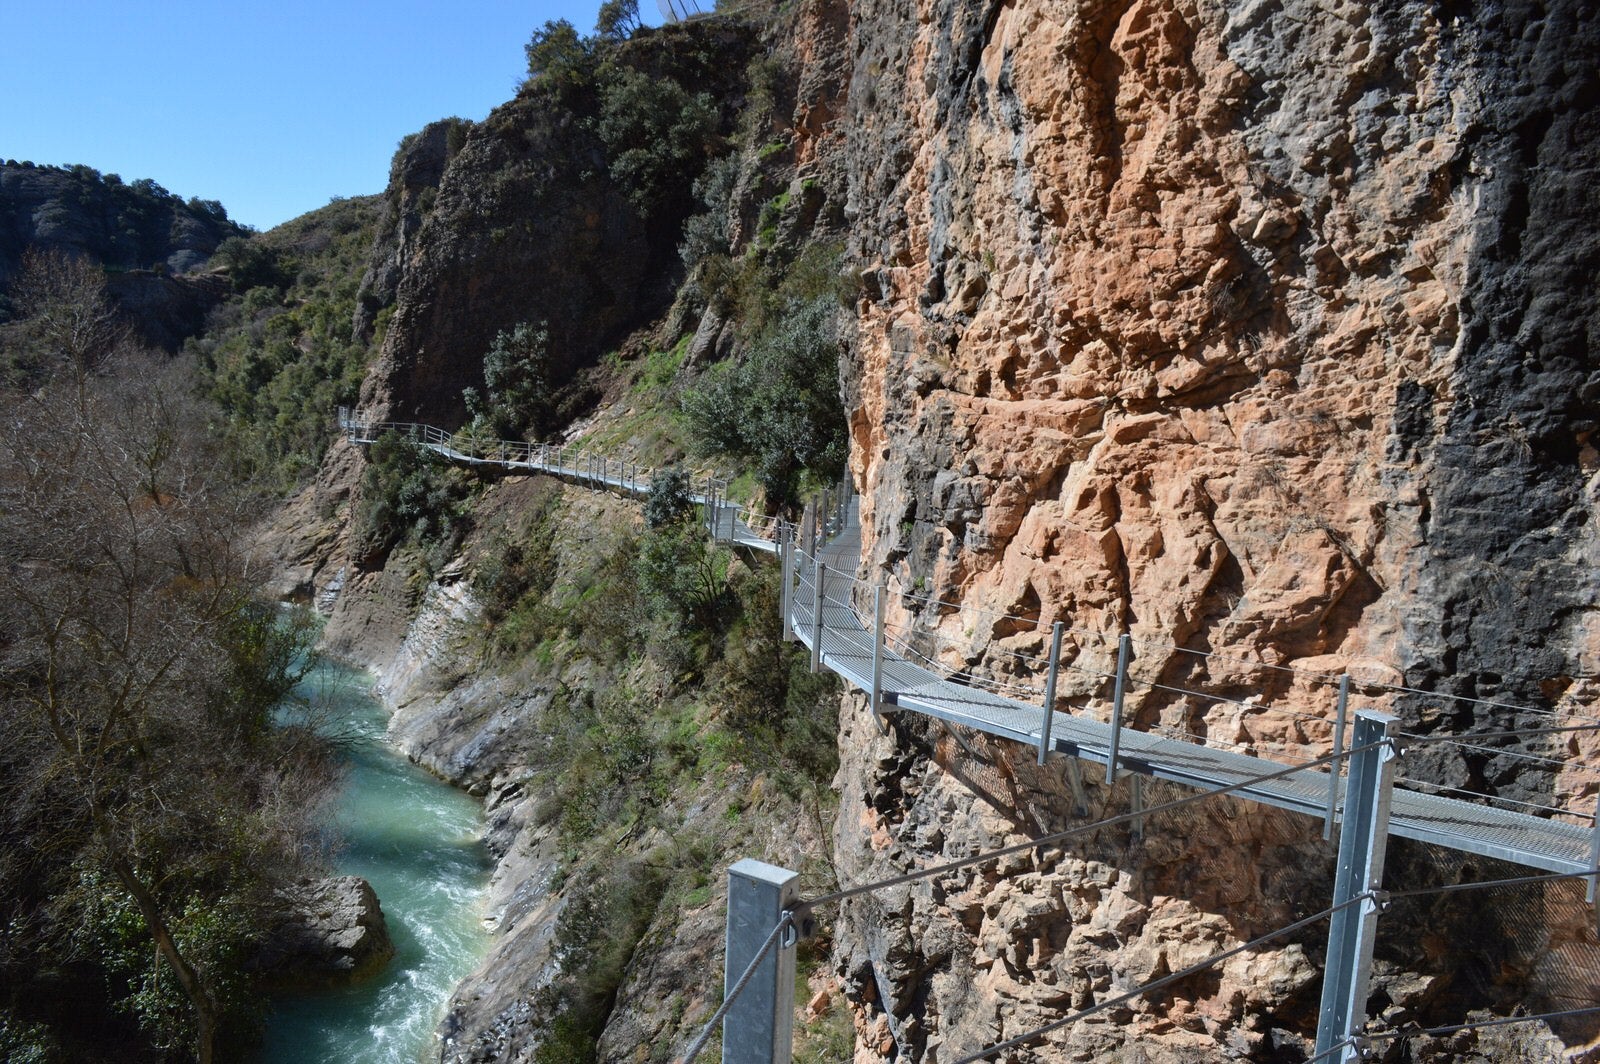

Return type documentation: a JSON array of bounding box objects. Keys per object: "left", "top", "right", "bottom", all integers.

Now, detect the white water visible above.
[{"left": 258, "top": 660, "right": 491, "bottom": 1064}]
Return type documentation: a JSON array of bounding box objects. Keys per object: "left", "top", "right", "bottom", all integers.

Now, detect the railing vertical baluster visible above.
[
  {"left": 1324, "top": 674, "right": 1352, "bottom": 842},
  {"left": 780, "top": 529, "right": 794, "bottom": 642},
  {"left": 1130, "top": 774, "right": 1144, "bottom": 841},
  {"left": 810, "top": 561, "right": 826, "bottom": 674},
  {"left": 1036, "top": 621, "right": 1065, "bottom": 766},
  {"left": 1105, "top": 633, "right": 1131, "bottom": 784},
  {"left": 870, "top": 580, "right": 887, "bottom": 721},
  {"left": 1589, "top": 802, "right": 1600, "bottom": 905},
  {"left": 1315, "top": 711, "right": 1399, "bottom": 1063}
]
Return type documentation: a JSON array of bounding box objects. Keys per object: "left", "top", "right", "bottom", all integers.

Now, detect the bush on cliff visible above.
[
  {"left": 351, "top": 431, "right": 471, "bottom": 572},
  {"left": 681, "top": 292, "right": 846, "bottom": 507},
  {"left": 464, "top": 320, "right": 556, "bottom": 441}
]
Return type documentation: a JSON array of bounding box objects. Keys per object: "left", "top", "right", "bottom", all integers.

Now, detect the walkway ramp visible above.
[{"left": 337, "top": 411, "right": 1596, "bottom": 878}]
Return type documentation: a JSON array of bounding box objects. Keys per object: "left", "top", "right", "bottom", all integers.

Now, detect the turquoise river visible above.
[{"left": 259, "top": 659, "right": 491, "bottom": 1063}]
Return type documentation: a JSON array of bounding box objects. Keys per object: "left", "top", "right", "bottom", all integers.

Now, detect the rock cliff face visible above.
[
  {"left": 836, "top": 0, "right": 1600, "bottom": 1058},
  {"left": 270, "top": 0, "right": 1600, "bottom": 1059},
  {"left": 0, "top": 163, "right": 242, "bottom": 348},
  {"left": 355, "top": 23, "right": 756, "bottom": 427},
  {"left": 0, "top": 163, "right": 242, "bottom": 284}
]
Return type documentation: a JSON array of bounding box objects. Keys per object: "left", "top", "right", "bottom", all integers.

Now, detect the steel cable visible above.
[
  {"left": 950, "top": 897, "right": 1362, "bottom": 1063},
  {"left": 804, "top": 740, "right": 1386, "bottom": 908},
  {"left": 678, "top": 912, "right": 795, "bottom": 1064}
]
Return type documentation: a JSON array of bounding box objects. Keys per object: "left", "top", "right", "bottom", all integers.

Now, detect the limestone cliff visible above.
[
  {"left": 835, "top": 0, "right": 1600, "bottom": 1058},
  {"left": 0, "top": 162, "right": 243, "bottom": 349},
  {"left": 263, "top": 0, "right": 1600, "bottom": 1059},
  {"left": 355, "top": 22, "right": 757, "bottom": 427}
]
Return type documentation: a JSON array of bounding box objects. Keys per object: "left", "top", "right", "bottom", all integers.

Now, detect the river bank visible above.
[{"left": 258, "top": 659, "right": 490, "bottom": 1064}]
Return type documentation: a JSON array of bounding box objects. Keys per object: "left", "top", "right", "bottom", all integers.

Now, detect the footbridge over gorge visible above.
[{"left": 337, "top": 409, "right": 1600, "bottom": 1060}]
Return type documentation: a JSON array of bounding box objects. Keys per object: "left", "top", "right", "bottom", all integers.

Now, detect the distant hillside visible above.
[{"left": 0, "top": 161, "right": 246, "bottom": 295}]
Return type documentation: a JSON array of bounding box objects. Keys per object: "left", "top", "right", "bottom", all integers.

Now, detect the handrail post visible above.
[
  {"left": 780, "top": 528, "right": 795, "bottom": 643},
  {"left": 1589, "top": 801, "right": 1600, "bottom": 905},
  {"left": 1105, "top": 633, "right": 1131, "bottom": 784},
  {"left": 800, "top": 503, "right": 815, "bottom": 558},
  {"left": 1130, "top": 774, "right": 1145, "bottom": 841},
  {"left": 810, "top": 561, "right": 826, "bottom": 674},
  {"left": 870, "top": 580, "right": 887, "bottom": 721},
  {"left": 1324, "top": 674, "right": 1352, "bottom": 842},
  {"left": 1036, "top": 621, "right": 1065, "bottom": 766},
  {"left": 1315, "top": 710, "right": 1399, "bottom": 1063},
  {"left": 724, "top": 859, "right": 799, "bottom": 1064}
]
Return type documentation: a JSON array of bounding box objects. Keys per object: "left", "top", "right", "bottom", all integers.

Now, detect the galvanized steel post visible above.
[
  {"left": 1324, "top": 674, "right": 1352, "bottom": 842},
  {"left": 780, "top": 529, "right": 795, "bottom": 643},
  {"left": 1105, "top": 633, "right": 1131, "bottom": 784},
  {"left": 1314, "top": 710, "right": 1398, "bottom": 1063},
  {"left": 1130, "top": 774, "right": 1145, "bottom": 841},
  {"left": 1589, "top": 803, "right": 1600, "bottom": 904},
  {"left": 810, "top": 561, "right": 827, "bottom": 674},
  {"left": 870, "top": 580, "right": 887, "bottom": 720},
  {"left": 800, "top": 502, "right": 816, "bottom": 558},
  {"left": 1036, "top": 621, "right": 1065, "bottom": 766},
  {"left": 724, "top": 859, "right": 799, "bottom": 1064}
]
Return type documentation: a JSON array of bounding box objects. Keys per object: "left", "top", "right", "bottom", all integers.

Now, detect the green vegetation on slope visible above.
[
  {"left": 455, "top": 473, "right": 840, "bottom": 1062},
  {"left": 187, "top": 195, "right": 383, "bottom": 490}
]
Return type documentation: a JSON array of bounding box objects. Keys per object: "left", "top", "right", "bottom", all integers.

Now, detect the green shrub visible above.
[
  {"left": 473, "top": 496, "right": 562, "bottom": 623},
  {"left": 596, "top": 66, "right": 719, "bottom": 216},
  {"left": 637, "top": 521, "right": 730, "bottom": 632},
  {"left": 644, "top": 467, "right": 695, "bottom": 529},
  {"left": 524, "top": 19, "right": 595, "bottom": 94},
  {"left": 463, "top": 320, "right": 555, "bottom": 440},
  {"left": 210, "top": 237, "right": 289, "bottom": 292},
  {"left": 68, "top": 870, "right": 264, "bottom": 1059},
  {"left": 0, "top": 1013, "right": 56, "bottom": 1064},
  {"left": 681, "top": 293, "right": 846, "bottom": 507},
  {"left": 350, "top": 432, "right": 471, "bottom": 571}
]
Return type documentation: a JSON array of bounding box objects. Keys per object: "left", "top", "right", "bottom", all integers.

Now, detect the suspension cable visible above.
[
  {"left": 1361, "top": 1003, "right": 1600, "bottom": 1042},
  {"left": 804, "top": 740, "right": 1386, "bottom": 908},
  {"left": 1386, "top": 867, "right": 1600, "bottom": 900}
]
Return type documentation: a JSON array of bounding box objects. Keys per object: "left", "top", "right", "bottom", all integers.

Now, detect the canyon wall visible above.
[
  {"left": 278, "top": 0, "right": 1600, "bottom": 1058},
  {"left": 835, "top": 0, "right": 1600, "bottom": 1058}
]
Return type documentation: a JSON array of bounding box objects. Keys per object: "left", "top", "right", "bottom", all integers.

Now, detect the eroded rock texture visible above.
[
  {"left": 836, "top": 0, "right": 1600, "bottom": 1057},
  {"left": 356, "top": 22, "right": 756, "bottom": 426}
]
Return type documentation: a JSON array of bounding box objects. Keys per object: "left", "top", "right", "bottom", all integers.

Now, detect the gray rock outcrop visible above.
[{"left": 254, "top": 875, "right": 397, "bottom": 986}]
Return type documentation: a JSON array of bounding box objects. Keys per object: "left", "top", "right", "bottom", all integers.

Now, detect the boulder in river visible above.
[{"left": 253, "top": 875, "right": 396, "bottom": 987}]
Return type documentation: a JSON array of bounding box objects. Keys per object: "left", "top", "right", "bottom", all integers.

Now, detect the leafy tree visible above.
[
  {"left": 595, "top": 66, "right": 719, "bottom": 215},
  {"left": 464, "top": 320, "right": 554, "bottom": 440},
  {"left": 524, "top": 19, "right": 594, "bottom": 93},
  {"left": 682, "top": 294, "right": 846, "bottom": 507},
  {"left": 209, "top": 236, "right": 289, "bottom": 292},
  {"left": 595, "top": 0, "right": 640, "bottom": 40}
]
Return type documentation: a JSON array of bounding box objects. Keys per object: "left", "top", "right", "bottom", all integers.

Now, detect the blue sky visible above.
[{"left": 1, "top": 1, "right": 645, "bottom": 231}]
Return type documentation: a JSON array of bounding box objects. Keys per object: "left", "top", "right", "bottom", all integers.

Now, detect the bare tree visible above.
[
  {"left": 5, "top": 248, "right": 126, "bottom": 384},
  {"left": 0, "top": 348, "right": 327, "bottom": 1061}
]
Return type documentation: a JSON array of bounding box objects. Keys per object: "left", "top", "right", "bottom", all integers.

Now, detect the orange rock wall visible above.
[{"left": 831, "top": 0, "right": 1600, "bottom": 1057}]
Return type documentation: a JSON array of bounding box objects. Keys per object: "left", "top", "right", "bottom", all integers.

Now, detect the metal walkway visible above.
[{"left": 337, "top": 410, "right": 1596, "bottom": 877}]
